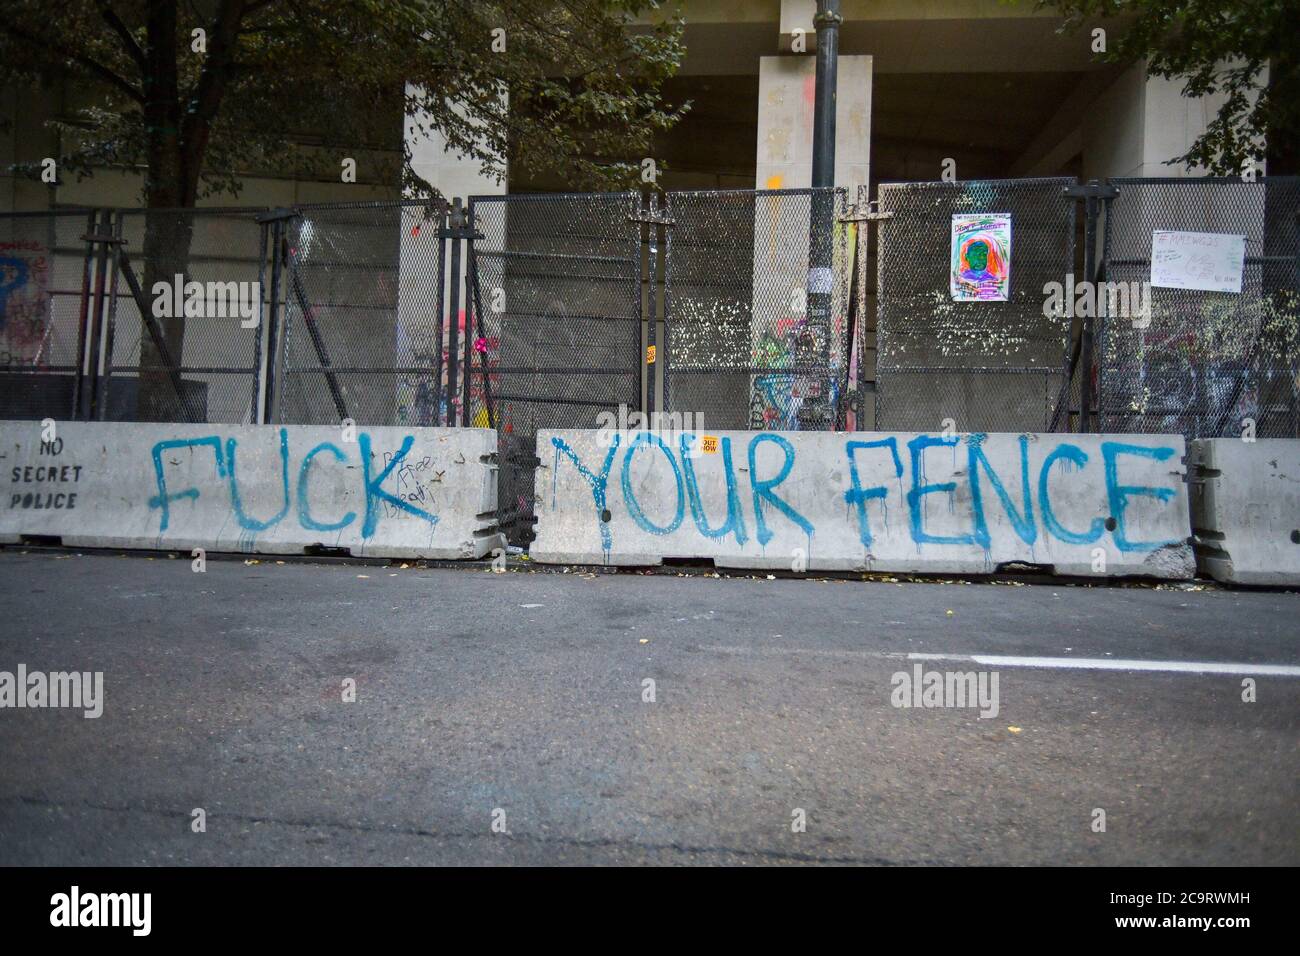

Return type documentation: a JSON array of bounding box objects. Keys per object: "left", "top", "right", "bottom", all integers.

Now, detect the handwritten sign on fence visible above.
[{"left": 1150, "top": 230, "right": 1246, "bottom": 294}]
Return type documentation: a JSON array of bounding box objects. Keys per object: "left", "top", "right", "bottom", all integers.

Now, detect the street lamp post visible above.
[{"left": 800, "top": 0, "right": 841, "bottom": 431}]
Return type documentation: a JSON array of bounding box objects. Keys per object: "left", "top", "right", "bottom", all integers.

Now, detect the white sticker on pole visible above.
[{"left": 1150, "top": 230, "right": 1246, "bottom": 294}]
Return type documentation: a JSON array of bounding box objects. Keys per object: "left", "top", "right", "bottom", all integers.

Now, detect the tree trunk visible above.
[
  {"left": 136, "top": 1, "right": 196, "bottom": 421},
  {"left": 137, "top": 179, "right": 198, "bottom": 422}
]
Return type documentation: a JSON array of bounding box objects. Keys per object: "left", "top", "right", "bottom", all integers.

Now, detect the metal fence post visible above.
[
  {"left": 445, "top": 199, "right": 465, "bottom": 426},
  {"left": 78, "top": 209, "right": 115, "bottom": 421},
  {"left": 644, "top": 192, "right": 657, "bottom": 418},
  {"left": 260, "top": 213, "right": 288, "bottom": 424},
  {"left": 838, "top": 186, "right": 890, "bottom": 430},
  {"left": 249, "top": 215, "right": 270, "bottom": 424},
  {"left": 462, "top": 200, "right": 490, "bottom": 427},
  {"left": 432, "top": 200, "right": 447, "bottom": 426},
  {"left": 630, "top": 192, "right": 671, "bottom": 420},
  {"left": 1063, "top": 179, "right": 1119, "bottom": 432},
  {"left": 95, "top": 210, "right": 125, "bottom": 420},
  {"left": 69, "top": 209, "right": 100, "bottom": 421}
]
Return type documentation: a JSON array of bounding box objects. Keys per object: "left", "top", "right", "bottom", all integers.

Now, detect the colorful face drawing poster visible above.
[{"left": 951, "top": 214, "right": 1011, "bottom": 301}]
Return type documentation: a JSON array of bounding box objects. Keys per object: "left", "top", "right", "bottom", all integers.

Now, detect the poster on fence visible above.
[
  {"left": 0, "top": 240, "right": 51, "bottom": 368},
  {"left": 950, "top": 214, "right": 1011, "bottom": 302},
  {"left": 1150, "top": 230, "right": 1246, "bottom": 294}
]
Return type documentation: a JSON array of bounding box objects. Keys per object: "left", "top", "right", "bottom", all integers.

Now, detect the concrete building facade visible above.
[{"left": 2, "top": 1, "right": 1269, "bottom": 213}]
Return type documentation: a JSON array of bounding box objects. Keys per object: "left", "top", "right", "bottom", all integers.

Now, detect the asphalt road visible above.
[{"left": 0, "top": 550, "right": 1297, "bottom": 865}]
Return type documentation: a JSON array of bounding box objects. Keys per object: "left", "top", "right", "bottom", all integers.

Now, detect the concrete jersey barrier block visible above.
[
  {"left": 1, "top": 421, "right": 502, "bottom": 559},
  {"left": 531, "top": 429, "right": 1195, "bottom": 578},
  {"left": 1188, "top": 438, "right": 1300, "bottom": 586}
]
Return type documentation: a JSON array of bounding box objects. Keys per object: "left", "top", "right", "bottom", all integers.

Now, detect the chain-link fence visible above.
[
  {"left": 661, "top": 187, "right": 851, "bottom": 431},
  {"left": 272, "top": 201, "right": 449, "bottom": 427},
  {"left": 469, "top": 192, "right": 643, "bottom": 539},
  {"left": 3, "top": 177, "right": 1297, "bottom": 534},
  {"left": 0, "top": 210, "right": 97, "bottom": 421},
  {"left": 105, "top": 208, "right": 267, "bottom": 424},
  {"left": 873, "top": 177, "right": 1077, "bottom": 433},
  {"left": 1098, "top": 176, "right": 1300, "bottom": 439}
]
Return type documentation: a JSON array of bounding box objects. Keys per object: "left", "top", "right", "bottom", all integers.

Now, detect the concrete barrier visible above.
[
  {"left": 531, "top": 429, "right": 1195, "bottom": 578},
  {"left": 1188, "top": 438, "right": 1300, "bottom": 586},
  {"left": 1, "top": 421, "right": 503, "bottom": 559}
]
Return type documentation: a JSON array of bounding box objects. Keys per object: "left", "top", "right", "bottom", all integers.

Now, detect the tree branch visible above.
[
  {"left": 95, "top": 0, "right": 147, "bottom": 71},
  {"left": 0, "top": 17, "right": 144, "bottom": 103}
]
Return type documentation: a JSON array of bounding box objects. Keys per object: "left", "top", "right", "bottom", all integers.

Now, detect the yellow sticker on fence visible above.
[
  {"left": 646, "top": 345, "right": 656, "bottom": 364},
  {"left": 701, "top": 435, "right": 719, "bottom": 454}
]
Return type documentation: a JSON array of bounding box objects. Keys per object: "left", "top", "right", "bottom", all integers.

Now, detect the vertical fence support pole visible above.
[
  {"left": 1063, "top": 179, "right": 1119, "bottom": 433},
  {"left": 263, "top": 216, "right": 286, "bottom": 424},
  {"left": 79, "top": 209, "right": 113, "bottom": 421},
  {"left": 70, "top": 209, "right": 99, "bottom": 421},
  {"left": 657, "top": 193, "right": 673, "bottom": 416},
  {"left": 461, "top": 260, "right": 474, "bottom": 427},
  {"left": 630, "top": 192, "right": 672, "bottom": 421},
  {"left": 432, "top": 200, "right": 447, "bottom": 426},
  {"left": 446, "top": 199, "right": 463, "bottom": 426},
  {"left": 96, "top": 210, "right": 125, "bottom": 420},
  {"left": 250, "top": 216, "right": 270, "bottom": 424},
  {"left": 461, "top": 224, "right": 474, "bottom": 428},
  {"left": 644, "top": 193, "right": 657, "bottom": 419},
  {"left": 467, "top": 236, "right": 496, "bottom": 430},
  {"left": 838, "top": 188, "right": 890, "bottom": 431},
  {"left": 462, "top": 200, "right": 487, "bottom": 427},
  {"left": 1079, "top": 192, "right": 1097, "bottom": 433}
]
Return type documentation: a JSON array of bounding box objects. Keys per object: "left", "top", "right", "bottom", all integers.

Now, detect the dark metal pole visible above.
[
  {"left": 467, "top": 239, "right": 496, "bottom": 430},
  {"left": 446, "top": 198, "right": 464, "bottom": 427},
  {"left": 70, "top": 209, "right": 98, "bottom": 420},
  {"left": 432, "top": 201, "right": 447, "bottom": 426},
  {"left": 249, "top": 217, "right": 270, "bottom": 423},
  {"left": 811, "top": 0, "right": 840, "bottom": 192},
  {"left": 461, "top": 218, "right": 475, "bottom": 427},
  {"left": 801, "top": 0, "right": 840, "bottom": 431},
  {"left": 96, "top": 210, "right": 125, "bottom": 420},
  {"left": 264, "top": 219, "right": 285, "bottom": 424},
  {"left": 644, "top": 193, "right": 657, "bottom": 419},
  {"left": 80, "top": 209, "right": 113, "bottom": 421}
]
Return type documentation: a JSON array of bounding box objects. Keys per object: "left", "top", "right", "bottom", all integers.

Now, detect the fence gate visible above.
[
  {"left": 469, "top": 193, "right": 644, "bottom": 543},
  {"left": 1098, "top": 176, "right": 1300, "bottom": 439},
  {"left": 874, "top": 177, "right": 1077, "bottom": 432}
]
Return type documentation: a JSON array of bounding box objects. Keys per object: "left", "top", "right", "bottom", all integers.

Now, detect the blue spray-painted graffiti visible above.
[
  {"left": 551, "top": 432, "right": 1184, "bottom": 557},
  {"left": 0, "top": 255, "right": 29, "bottom": 322},
  {"left": 148, "top": 429, "right": 438, "bottom": 536}
]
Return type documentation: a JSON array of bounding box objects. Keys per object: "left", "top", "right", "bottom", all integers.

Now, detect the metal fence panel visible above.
[
  {"left": 874, "top": 177, "right": 1077, "bottom": 432},
  {"left": 272, "top": 201, "right": 445, "bottom": 428},
  {"left": 469, "top": 192, "right": 643, "bottom": 539},
  {"left": 1099, "top": 176, "right": 1300, "bottom": 439},
  {"left": 107, "top": 208, "right": 268, "bottom": 424},
  {"left": 0, "top": 210, "right": 98, "bottom": 421},
  {"left": 661, "top": 187, "right": 850, "bottom": 431}
]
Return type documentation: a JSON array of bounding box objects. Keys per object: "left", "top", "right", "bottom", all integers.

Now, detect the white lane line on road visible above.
[
  {"left": 705, "top": 645, "right": 1300, "bottom": 677},
  {"left": 908, "top": 652, "right": 1300, "bottom": 677}
]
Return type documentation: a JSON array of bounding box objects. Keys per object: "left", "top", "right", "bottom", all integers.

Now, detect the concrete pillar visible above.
[
  {"left": 1083, "top": 62, "right": 1268, "bottom": 181},
  {"left": 750, "top": 54, "right": 870, "bottom": 428},
  {"left": 755, "top": 54, "right": 871, "bottom": 194}
]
